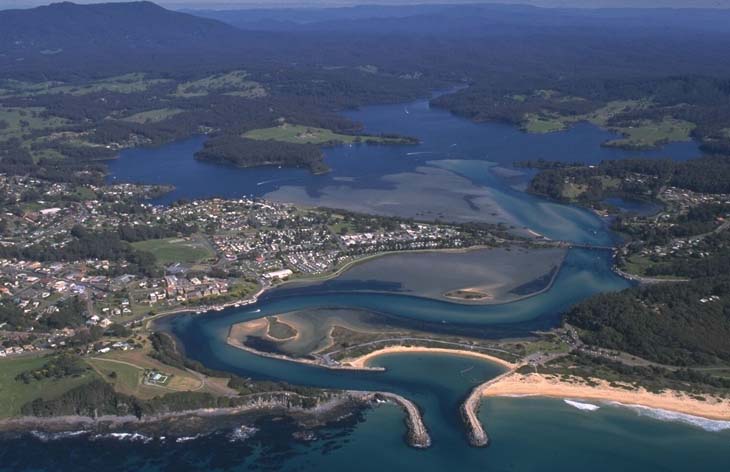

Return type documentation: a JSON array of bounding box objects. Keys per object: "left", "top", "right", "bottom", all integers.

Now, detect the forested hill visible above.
[
  {"left": 193, "top": 4, "right": 730, "bottom": 36},
  {"left": 566, "top": 277, "right": 730, "bottom": 366},
  {"left": 0, "top": 1, "right": 255, "bottom": 75},
  {"left": 0, "top": 1, "right": 242, "bottom": 51}
]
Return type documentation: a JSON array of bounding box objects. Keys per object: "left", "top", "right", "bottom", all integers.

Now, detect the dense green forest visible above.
[
  {"left": 524, "top": 156, "right": 730, "bottom": 203},
  {"left": 565, "top": 277, "right": 730, "bottom": 366},
  {"left": 196, "top": 137, "right": 326, "bottom": 173}
]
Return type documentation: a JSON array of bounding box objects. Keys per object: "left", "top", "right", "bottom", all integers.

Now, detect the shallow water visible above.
[{"left": 603, "top": 196, "right": 663, "bottom": 217}]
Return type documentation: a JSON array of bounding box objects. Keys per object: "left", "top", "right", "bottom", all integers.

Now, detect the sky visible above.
[{"left": 1, "top": 0, "right": 729, "bottom": 10}]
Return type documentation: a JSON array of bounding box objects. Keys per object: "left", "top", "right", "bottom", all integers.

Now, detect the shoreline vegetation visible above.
[{"left": 480, "top": 372, "right": 730, "bottom": 421}]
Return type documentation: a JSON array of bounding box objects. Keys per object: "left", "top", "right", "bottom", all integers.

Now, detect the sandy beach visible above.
[
  {"left": 481, "top": 373, "right": 730, "bottom": 421},
  {"left": 344, "top": 346, "right": 517, "bottom": 370}
]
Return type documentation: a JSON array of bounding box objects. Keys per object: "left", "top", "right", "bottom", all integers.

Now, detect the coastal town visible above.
[
  {"left": 613, "top": 185, "right": 730, "bottom": 277},
  {"left": 0, "top": 174, "right": 509, "bottom": 357}
]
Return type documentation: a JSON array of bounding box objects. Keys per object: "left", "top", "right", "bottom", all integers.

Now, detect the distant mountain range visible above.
[
  {"left": 189, "top": 2, "right": 730, "bottom": 34},
  {"left": 3, "top": 1, "right": 730, "bottom": 79}
]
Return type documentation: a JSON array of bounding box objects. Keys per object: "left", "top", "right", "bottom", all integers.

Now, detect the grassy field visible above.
[
  {"left": 622, "top": 255, "right": 689, "bottom": 280},
  {"left": 622, "top": 254, "right": 655, "bottom": 276},
  {"left": 85, "top": 346, "right": 237, "bottom": 399},
  {"left": 0, "top": 106, "right": 69, "bottom": 140},
  {"left": 1, "top": 74, "right": 170, "bottom": 98},
  {"left": 0, "top": 355, "right": 96, "bottom": 417},
  {"left": 520, "top": 99, "right": 693, "bottom": 149},
  {"left": 244, "top": 123, "right": 411, "bottom": 145},
  {"left": 520, "top": 99, "right": 647, "bottom": 134},
  {"left": 267, "top": 316, "right": 298, "bottom": 340},
  {"left": 583, "top": 100, "right": 649, "bottom": 127},
  {"left": 174, "top": 71, "right": 266, "bottom": 98},
  {"left": 603, "top": 118, "right": 695, "bottom": 149},
  {"left": 132, "top": 236, "right": 215, "bottom": 265},
  {"left": 244, "top": 124, "right": 359, "bottom": 144},
  {"left": 522, "top": 113, "right": 568, "bottom": 134},
  {"left": 561, "top": 176, "right": 620, "bottom": 200},
  {"left": 86, "top": 350, "right": 203, "bottom": 399},
  {"left": 120, "top": 108, "right": 183, "bottom": 124}
]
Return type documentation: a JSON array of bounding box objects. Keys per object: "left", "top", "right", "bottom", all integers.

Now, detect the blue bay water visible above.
[
  {"left": 107, "top": 96, "right": 698, "bottom": 246},
  {"left": 21, "top": 96, "right": 723, "bottom": 471}
]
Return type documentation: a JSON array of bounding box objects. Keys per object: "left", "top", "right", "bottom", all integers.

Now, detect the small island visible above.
[{"left": 195, "top": 123, "right": 418, "bottom": 174}]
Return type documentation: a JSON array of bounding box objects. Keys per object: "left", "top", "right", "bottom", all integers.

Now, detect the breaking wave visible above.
[
  {"left": 29, "top": 430, "right": 89, "bottom": 441},
  {"left": 228, "top": 425, "right": 258, "bottom": 443},
  {"left": 610, "top": 403, "right": 730, "bottom": 432},
  {"left": 564, "top": 399, "right": 600, "bottom": 411},
  {"left": 91, "top": 432, "right": 153, "bottom": 443},
  {"left": 175, "top": 434, "right": 203, "bottom": 443}
]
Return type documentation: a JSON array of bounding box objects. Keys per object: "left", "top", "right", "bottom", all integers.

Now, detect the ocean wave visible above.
[
  {"left": 29, "top": 430, "right": 90, "bottom": 441},
  {"left": 609, "top": 402, "right": 730, "bottom": 432},
  {"left": 228, "top": 425, "right": 258, "bottom": 443},
  {"left": 91, "top": 432, "right": 153, "bottom": 443},
  {"left": 564, "top": 399, "right": 600, "bottom": 411},
  {"left": 175, "top": 434, "right": 202, "bottom": 443}
]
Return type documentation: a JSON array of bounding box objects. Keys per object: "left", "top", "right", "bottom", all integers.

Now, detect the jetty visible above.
[
  {"left": 371, "top": 392, "right": 431, "bottom": 448},
  {"left": 460, "top": 369, "right": 517, "bottom": 447}
]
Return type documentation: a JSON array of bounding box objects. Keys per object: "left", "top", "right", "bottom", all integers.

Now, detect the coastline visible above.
[
  {"left": 0, "top": 390, "right": 364, "bottom": 433},
  {"left": 480, "top": 373, "right": 730, "bottom": 421},
  {"left": 0, "top": 390, "right": 431, "bottom": 448}
]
